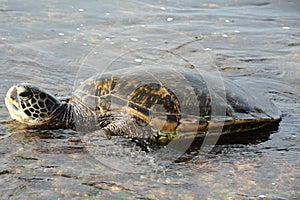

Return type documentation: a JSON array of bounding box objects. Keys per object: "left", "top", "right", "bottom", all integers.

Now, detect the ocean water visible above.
[{"left": 0, "top": 0, "right": 299, "bottom": 199}]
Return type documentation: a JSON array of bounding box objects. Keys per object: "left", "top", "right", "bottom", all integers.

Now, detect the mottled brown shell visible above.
[{"left": 74, "top": 67, "right": 281, "bottom": 136}]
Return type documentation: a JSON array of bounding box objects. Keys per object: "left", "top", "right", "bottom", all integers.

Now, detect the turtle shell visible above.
[{"left": 74, "top": 67, "right": 281, "bottom": 138}]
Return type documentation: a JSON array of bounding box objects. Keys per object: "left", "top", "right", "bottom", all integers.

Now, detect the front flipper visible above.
[
  {"left": 99, "top": 113, "right": 157, "bottom": 151},
  {"left": 98, "top": 113, "right": 152, "bottom": 139}
]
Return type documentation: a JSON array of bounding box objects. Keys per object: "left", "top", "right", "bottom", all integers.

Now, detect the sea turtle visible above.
[{"left": 5, "top": 67, "right": 281, "bottom": 145}]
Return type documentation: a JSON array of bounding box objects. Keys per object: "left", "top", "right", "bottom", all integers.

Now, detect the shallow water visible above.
[{"left": 0, "top": 0, "right": 299, "bottom": 199}]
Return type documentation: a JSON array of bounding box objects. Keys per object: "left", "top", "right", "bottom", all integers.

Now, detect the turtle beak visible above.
[
  {"left": 5, "top": 85, "right": 23, "bottom": 120},
  {"left": 5, "top": 86, "right": 18, "bottom": 108}
]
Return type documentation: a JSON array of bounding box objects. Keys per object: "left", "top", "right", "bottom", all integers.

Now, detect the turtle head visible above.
[{"left": 5, "top": 83, "right": 62, "bottom": 126}]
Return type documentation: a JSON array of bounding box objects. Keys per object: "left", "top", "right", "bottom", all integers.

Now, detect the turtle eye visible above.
[{"left": 19, "top": 91, "right": 32, "bottom": 100}]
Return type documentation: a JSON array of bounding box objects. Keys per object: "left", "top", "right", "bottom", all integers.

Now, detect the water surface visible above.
[{"left": 0, "top": 0, "right": 299, "bottom": 199}]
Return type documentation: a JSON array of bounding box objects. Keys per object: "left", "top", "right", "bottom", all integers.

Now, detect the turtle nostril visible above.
[
  {"left": 12, "top": 91, "right": 18, "bottom": 101},
  {"left": 6, "top": 86, "right": 18, "bottom": 101}
]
